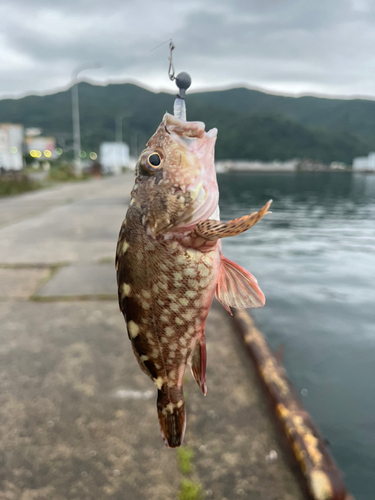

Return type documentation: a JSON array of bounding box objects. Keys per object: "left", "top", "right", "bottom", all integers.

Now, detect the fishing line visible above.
[{"left": 149, "top": 38, "right": 173, "bottom": 52}]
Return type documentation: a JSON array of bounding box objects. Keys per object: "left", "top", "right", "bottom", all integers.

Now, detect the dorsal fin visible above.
[{"left": 215, "top": 256, "right": 265, "bottom": 311}]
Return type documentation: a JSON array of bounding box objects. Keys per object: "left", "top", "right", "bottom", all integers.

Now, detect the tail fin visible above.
[{"left": 157, "top": 385, "right": 186, "bottom": 448}]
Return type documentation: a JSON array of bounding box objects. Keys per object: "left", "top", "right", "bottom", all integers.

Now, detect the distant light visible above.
[
  {"left": 30, "top": 149, "right": 42, "bottom": 158},
  {"left": 56, "top": 148, "right": 63, "bottom": 155},
  {"left": 89, "top": 152, "right": 97, "bottom": 160},
  {"left": 44, "top": 150, "right": 52, "bottom": 158},
  {"left": 79, "top": 151, "right": 87, "bottom": 159},
  {"left": 10, "top": 146, "right": 17, "bottom": 154}
]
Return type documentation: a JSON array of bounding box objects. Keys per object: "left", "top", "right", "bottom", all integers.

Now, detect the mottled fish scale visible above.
[
  {"left": 116, "top": 112, "right": 270, "bottom": 447},
  {"left": 117, "top": 205, "right": 219, "bottom": 387}
]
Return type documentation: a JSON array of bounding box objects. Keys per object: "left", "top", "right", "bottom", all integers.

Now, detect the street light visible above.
[
  {"left": 71, "top": 62, "right": 101, "bottom": 174},
  {"left": 116, "top": 112, "right": 132, "bottom": 144}
]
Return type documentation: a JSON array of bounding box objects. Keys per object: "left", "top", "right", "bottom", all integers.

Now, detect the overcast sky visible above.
[{"left": 2, "top": 0, "right": 375, "bottom": 99}]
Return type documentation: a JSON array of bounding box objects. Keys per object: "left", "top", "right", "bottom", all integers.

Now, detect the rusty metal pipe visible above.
[{"left": 232, "top": 309, "right": 355, "bottom": 500}]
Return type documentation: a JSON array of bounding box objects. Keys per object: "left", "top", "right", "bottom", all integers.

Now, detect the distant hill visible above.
[
  {"left": 190, "top": 87, "right": 375, "bottom": 144},
  {"left": 0, "top": 82, "right": 373, "bottom": 163}
]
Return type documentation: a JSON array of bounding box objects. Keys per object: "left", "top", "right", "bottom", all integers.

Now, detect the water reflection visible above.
[{"left": 220, "top": 171, "right": 371, "bottom": 201}]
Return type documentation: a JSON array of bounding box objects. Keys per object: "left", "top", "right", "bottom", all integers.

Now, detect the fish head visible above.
[{"left": 132, "top": 113, "right": 218, "bottom": 236}]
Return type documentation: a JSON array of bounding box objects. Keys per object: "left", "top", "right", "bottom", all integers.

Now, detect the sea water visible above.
[{"left": 218, "top": 171, "right": 375, "bottom": 500}]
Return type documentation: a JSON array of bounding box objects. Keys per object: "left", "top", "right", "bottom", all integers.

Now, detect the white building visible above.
[
  {"left": 25, "top": 128, "right": 42, "bottom": 138},
  {"left": 100, "top": 142, "right": 130, "bottom": 174},
  {"left": 215, "top": 159, "right": 298, "bottom": 173},
  {"left": 352, "top": 152, "right": 375, "bottom": 172},
  {"left": 0, "top": 124, "right": 24, "bottom": 170},
  {"left": 26, "top": 136, "right": 57, "bottom": 160}
]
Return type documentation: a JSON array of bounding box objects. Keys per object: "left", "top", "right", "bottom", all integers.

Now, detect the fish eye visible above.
[{"left": 147, "top": 152, "right": 162, "bottom": 169}]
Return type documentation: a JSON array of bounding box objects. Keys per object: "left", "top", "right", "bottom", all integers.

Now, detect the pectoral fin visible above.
[
  {"left": 215, "top": 256, "right": 265, "bottom": 311},
  {"left": 194, "top": 200, "right": 272, "bottom": 241}
]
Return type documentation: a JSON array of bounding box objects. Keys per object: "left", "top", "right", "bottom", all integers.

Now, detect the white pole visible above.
[
  {"left": 71, "top": 62, "right": 101, "bottom": 175},
  {"left": 71, "top": 74, "right": 81, "bottom": 174},
  {"left": 115, "top": 112, "right": 131, "bottom": 173},
  {"left": 116, "top": 116, "right": 121, "bottom": 173}
]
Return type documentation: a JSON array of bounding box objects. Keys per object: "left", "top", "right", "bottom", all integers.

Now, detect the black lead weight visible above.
[{"left": 175, "top": 72, "right": 192, "bottom": 99}]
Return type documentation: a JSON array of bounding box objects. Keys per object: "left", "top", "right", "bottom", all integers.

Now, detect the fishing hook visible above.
[
  {"left": 167, "top": 40, "right": 191, "bottom": 120},
  {"left": 168, "top": 41, "right": 175, "bottom": 81}
]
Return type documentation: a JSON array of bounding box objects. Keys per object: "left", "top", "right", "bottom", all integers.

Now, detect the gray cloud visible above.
[{"left": 1, "top": 0, "right": 375, "bottom": 98}]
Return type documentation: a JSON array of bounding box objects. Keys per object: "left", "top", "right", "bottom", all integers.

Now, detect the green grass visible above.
[
  {"left": 48, "top": 164, "right": 89, "bottom": 182},
  {"left": 177, "top": 447, "right": 202, "bottom": 500},
  {"left": 30, "top": 294, "right": 117, "bottom": 302},
  {"left": 0, "top": 163, "right": 91, "bottom": 199},
  {"left": 0, "top": 175, "right": 41, "bottom": 197},
  {"left": 179, "top": 479, "right": 202, "bottom": 500},
  {"left": 177, "top": 447, "right": 194, "bottom": 474}
]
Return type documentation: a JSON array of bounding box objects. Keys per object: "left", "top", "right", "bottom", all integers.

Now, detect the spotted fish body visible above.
[{"left": 116, "top": 113, "right": 271, "bottom": 447}]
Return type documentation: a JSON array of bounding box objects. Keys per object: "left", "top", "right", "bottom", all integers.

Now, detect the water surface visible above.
[{"left": 218, "top": 172, "right": 375, "bottom": 500}]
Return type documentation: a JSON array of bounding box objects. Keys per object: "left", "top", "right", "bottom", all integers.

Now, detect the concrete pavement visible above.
[{"left": 0, "top": 175, "right": 304, "bottom": 499}]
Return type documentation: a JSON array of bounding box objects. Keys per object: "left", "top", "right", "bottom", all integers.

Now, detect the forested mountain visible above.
[
  {"left": 0, "top": 82, "right": 373, "bottom": 163},
  {"left": 190, "top": 87, "right": 375, "bottom": 144}
]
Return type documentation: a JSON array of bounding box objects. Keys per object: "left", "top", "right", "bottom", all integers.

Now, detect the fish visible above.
[{"left": 115, "top": 113, "right": 271, "bottom": 448}]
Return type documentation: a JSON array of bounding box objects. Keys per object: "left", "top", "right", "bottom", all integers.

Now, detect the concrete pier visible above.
[{"left": 0, "top": 175, "right": 342, "bottom": 499}]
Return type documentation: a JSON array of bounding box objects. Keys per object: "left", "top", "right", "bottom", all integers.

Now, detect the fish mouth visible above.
[
  {"left": 164, "top": 113, "right": 206, "bottom": 139},
  {"left": 163, "top": 113, "right": 218, "bottom": 146},
  {"left": 203, "top": 127, "right": 218, "bottom": 139}
]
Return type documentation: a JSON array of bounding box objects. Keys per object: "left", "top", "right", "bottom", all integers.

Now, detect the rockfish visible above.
[{"left": 116, "top": 113, "right": 271, "bottom": 448}]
